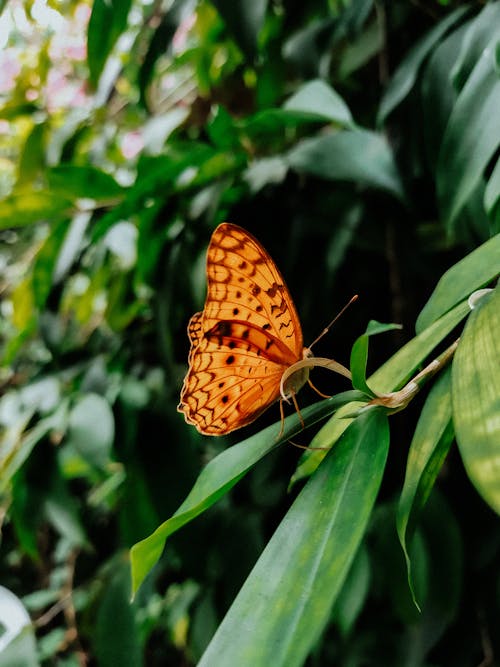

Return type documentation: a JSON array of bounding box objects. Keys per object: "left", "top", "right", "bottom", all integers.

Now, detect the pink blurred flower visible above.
[
  {"left": 121, "top": 131, "right": 144, "bottom": 159},
  {"left": 172, "top": 13, "right": 196, "bottom": 54},
  {"left": 0, "top": 51, "right": 21, "bottom": 94}
]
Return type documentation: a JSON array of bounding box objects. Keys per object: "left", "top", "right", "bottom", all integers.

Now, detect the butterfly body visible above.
[{"left": 178, "top": 223, "right": 308, "bottom": 435}]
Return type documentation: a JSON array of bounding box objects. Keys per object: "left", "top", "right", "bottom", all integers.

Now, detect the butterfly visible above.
[{"left": 177, "top": 223, "right": 351, "bottom": 435}]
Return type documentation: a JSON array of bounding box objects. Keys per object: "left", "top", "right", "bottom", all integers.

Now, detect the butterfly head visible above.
[{"left": 280, "top": 348, "right": 313, "bottom": 403}]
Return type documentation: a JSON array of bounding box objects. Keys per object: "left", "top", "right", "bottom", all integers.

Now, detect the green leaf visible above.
[
  {"left": 47, "top": 165, "right": 124, "bottom": 201},
  {"left": 331, "top": 543, "right": 371, "bottom": 636},
  {"left": 0, "top": 191, "right": 73, "bottom": 230},
  {"left": 138, "top": 0, "right": 196, "bottom": 108},
  {"left": 283, "top": 79, "right": 353, "bottom": 127},
  {"left": 211, "top": 0, "right": 268, "bottom": 59},
  {"left": 286, "top": 129, "right": 405, "bottom": 199},
  {"left": 452, "top": 285, "right": 500, "bottom": 514},
  {"left": 451, "top": 3, "right": 500, "bottom": 91},
  {"left": 396, "top": 367, "right": 454, "bottom": 602},
  {"left": 94, "top": 559, "right": 141, "bottom": 667},
  {"left": 129, "top": 390, "right": 364, "bottom": 595},
  {"left": 436, "top": 40, "right": 500, "bottom": 228},
  {"left": 369, "top": 299, "right": 470, "bottom": 396},
  {"left": 377, "top": 6, "right": 469, "bottom": 124},
  {"left": 66, "top": 394, "right": 114, "bottom": 469},
  {"left": 420, "top": 20, "right": 468, "bottom": 172},
  {"left": 197, "top": 409, "right": 389, "bottom": 667},
  {"left": 17, "top": 122, "right": 46, "bottom": 186},
  {"left": 484, "top": 156, "right": 500, "bottom": 216},
  {"left": 350, "top": 320, "right": 402, "bottom": 395},
  {"left": 416, "top": 234, "right": 500, "bottom": 333},
  {"left": 87, "top": 0, "right": 132, "bottom": 88}
]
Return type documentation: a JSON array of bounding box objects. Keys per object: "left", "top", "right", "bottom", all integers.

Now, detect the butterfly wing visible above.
[{"left": 178, "top": 223, "right": 304, "bottom": 435}]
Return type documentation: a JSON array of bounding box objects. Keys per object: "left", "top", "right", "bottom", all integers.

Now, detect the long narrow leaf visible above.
[
  {"left": 416, "top": 235, "right": 500, "bottom": 333},
  {"left": 452, "top": 285, "right": 500, "bottom": 514},
  {"left": 198, "top": 409, "right": 389, "bottom": 667},
  {"left": 396, "top": 367, "right": 454, "bottom": 601},
  {"left": 130, "top": 390, "right": 364, "bottom": 595},
  {"left": 369, "top": 299, "right": 469, "bottom": 395},
  {"left": 437, "top": 37, "right": 500, "bottom": 227}
]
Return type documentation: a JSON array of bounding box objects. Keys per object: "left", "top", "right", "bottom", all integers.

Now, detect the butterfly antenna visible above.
[{"left": 308, "top": 294, "right": 358, "bottom": 351}]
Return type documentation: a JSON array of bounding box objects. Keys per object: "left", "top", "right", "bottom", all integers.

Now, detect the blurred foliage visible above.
[{"left": 0, "top": 0, "right": 499, "bottom": 665}]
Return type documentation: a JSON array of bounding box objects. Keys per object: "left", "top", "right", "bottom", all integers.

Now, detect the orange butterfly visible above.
[{"left": 177, "top": 223, "right": 351, "bottom": 435}]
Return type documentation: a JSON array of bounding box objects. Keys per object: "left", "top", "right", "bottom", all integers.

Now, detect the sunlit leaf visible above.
[
  {"left": 0, "top": 191, "right": 73, "bottom": 230},
  {"left": 47, "top": 165, "right": 124, "bottom": 201},
  {"left": 452, "top": 286, "right": 500, "bottom": 514},
  {"left": 87, "top": 0, "right": 132, "bottom": 88}
]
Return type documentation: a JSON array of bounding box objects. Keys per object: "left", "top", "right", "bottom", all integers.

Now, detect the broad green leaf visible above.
[
  {"left": 94, "top": 559, "right": 141, "bottom": 667},
  {"left": 198, "top": 409, "right": 389, "bottom": 667},
  {"left": 0, "top": 191, "right": 73, "bottom": 230},
  {"left": 451, "top": 3, "right": 500, "bottom": 91},
  {"left": 396, "top": 367, "right": 454, "bottom": 601},
  {"left": 416, "top": 234, "right": 500, "bottom": 333},
  {"left": 211, "top": 0, "right": 268, "bottom": 59},
  {"left": 17, "top": 122, "right": 46, "bottom": 185},
  {"left": 283, "top": 79, "right": 353, "bottom": 127},
  {"left": 130, "top": 390, "right": 364, "bottom": 595},
  {"left": 484, "top": 156, "right": 500, "bottom": 216},
  {"left": 87, "top": 0, "right": 132, "bottom": 88},
  {"left": 437, "top": 42, "right": 500, "bottom": 228},
  {"left": 369, "top": 299, "right": 469, "bottom": 396},
  {"left": 66, "top": 394, "right": 114, "bottom": 469},
  {"left": 452, "top": 286, "right": 500, "bottom": 514},
  {"left": 331, "top": 543, "right": 371, "bottom": 636},
  {"left": 290, "top": 400, "right": 367, "bottom": 487},
  {"left": 286, "top": 129, "right": 405, "bottom": 199},
  {"left": 377, "top": 6, "right": 469, "bottom": 124},
  {"left": 47, "top": 165, "right": 124, "bottom": 201},
  {"left": 350, "top": 320, "right": 402, "bottom": 395},
  {"left": 32, "top": 218, "right": 72, "bottom": 308},
  {"left": 283, "top": 17, "right": 336, "bottom": 76},
  {"left": 240, "top": 109, "right": 326, "bottom": 138},
  {"left": 421, "top": 20, "right": 468, "bottom": 171}
]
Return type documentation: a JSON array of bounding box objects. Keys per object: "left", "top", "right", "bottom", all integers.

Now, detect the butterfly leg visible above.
[
  {"left": 277, "top": 398, "right": 286, "bottom": 439},
  {"left": 307, "top": 378, "right": 331, "bottom": 399},
  {"left": 291, "top": 391, "right": 305, "bottom": 429}
]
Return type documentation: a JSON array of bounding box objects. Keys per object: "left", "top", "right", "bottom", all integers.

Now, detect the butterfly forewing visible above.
[
  {"left": 204, "top": 224, "right": 303, "bottom": 358},
  {"left": 178, "top": 223, "right": 305, "bottom": 435}
]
